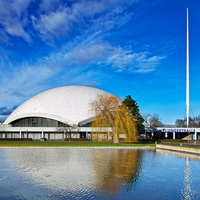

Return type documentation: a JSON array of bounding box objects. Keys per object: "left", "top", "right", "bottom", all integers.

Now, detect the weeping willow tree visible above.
[{"left": 90, "top": 94, "right": 137, "bottom": 143}]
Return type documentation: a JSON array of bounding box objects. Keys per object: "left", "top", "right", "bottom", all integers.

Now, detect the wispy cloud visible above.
[
  {"left": 0, "top": 0, "right": 138, "bottom": 46},
  {"left": 32, "top": 0, "right": 137, "bottom": 41},
  {"left": 106, "top": 50, "right": 165, "bottom": 73},
  {"left": 58, "top": 41, "right": 165, "bottom": 73},
  {"left": 0, "top": 0, "right": 167, "bottom": 110},
  {"left": 0, "top": 0, "right": 32, "bottom": 42},
  {"left": 0, "top": 41, "right": 164, "bottom": 102},
  {"left": 0, "top": 106, "right": 17, "bottom": 116},
  {"left": 32, "top": 8, "right": 70, "bottom": 40},
  {"left": 0, "top": 105, "right": 17, "bottom": 121},
  {"left": 0, "top": 61, "right": 57, "bottom": 106}
]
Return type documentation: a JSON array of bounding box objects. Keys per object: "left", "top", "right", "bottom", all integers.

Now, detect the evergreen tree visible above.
[{"left": 122, "top": 95, "right": 144, "bottom": 128}]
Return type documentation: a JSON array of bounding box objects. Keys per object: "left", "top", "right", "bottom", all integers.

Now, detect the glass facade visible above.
[
  {"left": 79, "top": 122, "right": 92, "bottom": 127},
  {"left": 11, "top": 117, "right": 67, "bottom": 127}
]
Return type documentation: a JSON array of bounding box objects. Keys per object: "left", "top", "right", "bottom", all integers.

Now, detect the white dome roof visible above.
[{"left": 4, "top": 85, "right": 114, "bottom": 125}]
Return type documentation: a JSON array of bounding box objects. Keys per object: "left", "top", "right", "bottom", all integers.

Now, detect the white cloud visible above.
[
  {"left": 32, "top": 8, "right": 70, "bottom": 39},
  {"left": 0, "top": 0, "right": 138, "bottom": 43},
  {"left": 0, "top": 0, "right": 166, "bottom": 107},
  {"left": 64, "top": 43, "right": 109, "bottom": 65},
  {"left": 105, "top": 47, "right": 165, "bottom": 73},
  {"left": 4, "top": 20, "right": 30, "bottom": 41},
  {"left": 0, "top": 0, "right": 137, "bottom": 42},
  {"left": 32, "top": 0, "right": 137, "bottom": 41},
  {"left": 45, "top": 38, "right": 165, "bottom": 74},
  {"left": 0, "top": 39, "right": 165, "bottom": 109},
  {"left": 0, "top": 0, "right": 31, "bottom": 42},
  {"left": 0, "top": 61, "right": 57, "bottom": 106},
  {"left": 133, "top": 53, "right": 165, "bottom": 73},
  {"left": 39, "top": 0, "right": 62, "bottom": 12}
]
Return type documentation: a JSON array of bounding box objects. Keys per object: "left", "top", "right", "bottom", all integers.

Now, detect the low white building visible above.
[{"left": 156, "top": 127, "right": 200, "bottom": 140}]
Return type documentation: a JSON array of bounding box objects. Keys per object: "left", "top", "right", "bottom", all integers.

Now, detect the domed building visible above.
[{"left": 1, "top": 85, "right": 115, "bottom": 140}]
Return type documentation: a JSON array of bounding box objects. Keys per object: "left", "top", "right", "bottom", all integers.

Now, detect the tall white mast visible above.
[{"left": 186, "top": 7, "right": 190, "bottom": 128}]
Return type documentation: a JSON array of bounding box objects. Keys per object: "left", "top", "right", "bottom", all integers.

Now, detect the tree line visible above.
[{"left": 176, "top": 116, "right": 200, "bottom": 127}]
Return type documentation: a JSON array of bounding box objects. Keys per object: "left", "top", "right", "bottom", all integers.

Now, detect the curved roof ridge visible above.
[{"left": 4, "top": 85, "right": 115, "bottom": 125}]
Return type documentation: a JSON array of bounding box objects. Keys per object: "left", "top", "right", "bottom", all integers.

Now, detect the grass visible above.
[{"left": 0, "top": 141, "right": 156, "bottom": 147}]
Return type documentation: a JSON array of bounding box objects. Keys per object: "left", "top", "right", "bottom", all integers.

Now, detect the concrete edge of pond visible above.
[
  {"left": 156, "top": 144, "right": 200, "bottom": 155},
  {"left": 0, "top": 146, "right": 155, "bottom": 149}
]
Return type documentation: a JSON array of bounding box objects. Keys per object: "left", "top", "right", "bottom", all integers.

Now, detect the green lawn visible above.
[{"left": 0, "top": 141, "right": 156, "bottom": 147}]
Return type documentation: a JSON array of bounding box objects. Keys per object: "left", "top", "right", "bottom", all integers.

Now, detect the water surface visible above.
[{"left": 1, "top": 147, "right": 200, "bottom": 200}]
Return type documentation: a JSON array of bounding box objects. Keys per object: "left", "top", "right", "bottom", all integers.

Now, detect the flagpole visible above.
[{"left": 186, "top": 7, "right": 190, "bottom": 128}]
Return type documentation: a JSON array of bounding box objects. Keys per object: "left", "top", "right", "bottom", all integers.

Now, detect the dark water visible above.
[{"left": 0, "top": 147, "right": 200, "bottom": 200}]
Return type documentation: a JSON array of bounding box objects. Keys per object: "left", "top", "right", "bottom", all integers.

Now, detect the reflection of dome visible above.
[
  {"left": 6, "top": 148, "right": 142, "bottom": 196},
  {"left": 4, "top": 85, "right": 113, "bottom": 125},
  {"left": 6, "top": 148, "right": 94, "bottom": 193}
]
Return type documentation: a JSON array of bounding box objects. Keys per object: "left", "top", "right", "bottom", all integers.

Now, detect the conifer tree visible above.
[{"left": 122, "top": 95, "right": 144, "bottom": 129}]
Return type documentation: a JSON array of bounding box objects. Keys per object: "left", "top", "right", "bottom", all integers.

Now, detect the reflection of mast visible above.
[
  {"left": 182, "top": 157, "right": 192, "bottom": 199},
  {"left": 186, "top": 7, "right": 190, "bottom": 128}
]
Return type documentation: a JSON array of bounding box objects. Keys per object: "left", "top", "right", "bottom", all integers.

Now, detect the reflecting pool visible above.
[{"left": 1, "top": 147, "right": 200, "bottom": 200}]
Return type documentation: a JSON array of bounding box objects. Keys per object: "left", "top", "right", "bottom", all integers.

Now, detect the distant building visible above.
[
  {"left": 139, "top": 122, "right": 200, "bottom": 140},
  {"left": 156, "top": 127, "right": 200, "bottom": 140}
]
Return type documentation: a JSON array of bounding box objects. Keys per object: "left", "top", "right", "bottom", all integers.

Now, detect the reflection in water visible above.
[
  {"left": 182, "top": 157, "right": 192, "bottom": 200},
  {"left": 4, "top": 148, "right": 142, "bottom": 198},
  {"left": 156, "top": 149, "right": 200, "bottom": 161},
  {"left": 91, "top": 149, "right": 142, "bottom": 193},
  {"left": 156, "top": 148, "right": 200, "bottom": 200},
  {"left": 1, "top": 148, "right": 200, "bottom": 199},
  {"left": 7, "top": 148, "right": 95, "bottom": 192}
]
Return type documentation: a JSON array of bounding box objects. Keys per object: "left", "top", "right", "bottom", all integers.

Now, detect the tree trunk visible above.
[{"left": 113, "top": 132, "right": 119, "bottom": 143}]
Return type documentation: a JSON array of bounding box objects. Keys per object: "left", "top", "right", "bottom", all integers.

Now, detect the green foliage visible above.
[{"left": 122, "top": 95, "right": 144, "bottom": 128}]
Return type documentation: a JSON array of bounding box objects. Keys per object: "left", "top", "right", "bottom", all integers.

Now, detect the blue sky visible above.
[{"left": 0, "top": 0, "right": 199, "bottom": 124}]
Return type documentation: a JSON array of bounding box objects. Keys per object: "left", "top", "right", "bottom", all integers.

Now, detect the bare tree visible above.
[
  {"left": 149, "top": 114, "right": 163, "bottom": 127},
  {"left": 176, "top": 116, "right": 200, "bottom": 127},
  {"left": 175, "top": 119, "right": 186, "bottom": 127},
  {"left": 57, "top": 124, "right": 78, "bottom": 139},
  {"left": 90, "top": 94, "right": 137, "bottom": 143},
  {"left": 192, "top": 115, "right": 200, "bottom": 127}
]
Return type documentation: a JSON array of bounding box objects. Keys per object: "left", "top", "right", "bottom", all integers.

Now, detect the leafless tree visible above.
[
  {"left": 149, "top": 114, "right": 163, "bottom": 127},
  {"left": 176, "top": 116, "right": 200, "bottom": 127},
  {"left": 57, "top": 124, "right": 78, "bottom": 139}
]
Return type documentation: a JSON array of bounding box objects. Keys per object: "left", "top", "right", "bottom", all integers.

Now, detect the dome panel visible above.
[{"left": 4, "top": 85, "right": 114, "bottom": 125}]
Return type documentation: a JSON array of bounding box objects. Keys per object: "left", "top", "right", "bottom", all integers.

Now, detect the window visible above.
[{"left": 11, "top": 117, "right": 66, "bottom": 127}]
